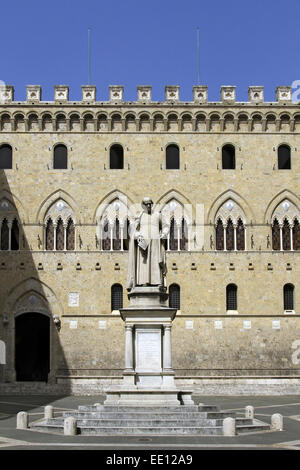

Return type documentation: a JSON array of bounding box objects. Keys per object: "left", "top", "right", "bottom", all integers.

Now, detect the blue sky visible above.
[{"left": 1, "top": 0, "right": 299, "bottom": 102}]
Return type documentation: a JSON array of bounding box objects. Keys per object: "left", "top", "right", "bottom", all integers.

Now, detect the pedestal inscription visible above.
[{"left": 136, "top": 329, "right": 161, "bottom": 372}]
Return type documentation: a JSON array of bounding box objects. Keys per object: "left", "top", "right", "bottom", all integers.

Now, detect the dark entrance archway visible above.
[{"left": 15, "top": 312, "right": 50, "bottom": 382}]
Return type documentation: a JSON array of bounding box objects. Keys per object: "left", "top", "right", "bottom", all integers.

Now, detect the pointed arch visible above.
[
  {"left": 3, "top": 277, "right": 63, "bottom": 318},
  {"left": 207, "top": 189, "right": 254, "bottom": 224},
  {"left": 155, "top": 190, "right": 192, "bottom": 214},
  {"left": 264, "top": 190, "right": 300, "bottom": 224},
  {"left": 94, "top": 190, "right": 134, "bottom": 223},
  {"left": 36, "top": 189, "right": 80, "bottom": 224},
  {"left": 0, "top": 189, "right": 28, "bottom": 223}
]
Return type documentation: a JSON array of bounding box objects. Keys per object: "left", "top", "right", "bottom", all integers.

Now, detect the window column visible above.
[
  {"left": 53, "top": 223, "right": 57, "bottom": 251},
  {"left": 8, "top": 221, "right": 12, "bottom": 251},
  {"left": 63, "top": 223, "right": 67, "bottom": 251},
  {"left": 110, "top": 224, "right": 113, "bottom": 251},
  {"left": 120, "top": 225, "right": 124, "bottom": 251},
  {"left": 290, "top": 226, "right": 293, "bottom": 251},
  {"left": 224, "top": 225, "right": 227, "bottom": 251},
  {"left": 233, "top": 224, "right": 237, "bottom": 251}
]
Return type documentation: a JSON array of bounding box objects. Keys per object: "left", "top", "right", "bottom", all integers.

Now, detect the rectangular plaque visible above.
[
  {"left": 69, "top": 320, "right": 78, "bottom": 329},
  {"left": 68, "top": 292, "right": 79, "bottom": 307},
  {"left": 214, "top": 320, "right": 223, "bottom": 330},
  {"left": 135, "top": 329, "right": 161, "bottom": 372},
  {"left": 185, "top": 320, "right": 194, "bottom": 330},
  {"left": 272, "top": 320, "right": 280, "bottom": 330},
  {"left": 98, "top": 320, "right": 106, "bottom": 329},
  {"left": 243, "top": 321, "right": 251, "bottom": 329}
]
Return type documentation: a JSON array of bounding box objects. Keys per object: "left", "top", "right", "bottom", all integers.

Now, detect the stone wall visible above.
[{"left": 0, "top": 84, "right": 300, "bottom": 392}]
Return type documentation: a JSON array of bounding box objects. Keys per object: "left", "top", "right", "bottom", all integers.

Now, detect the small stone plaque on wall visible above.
[
  {"left": 69, "top": 320, "right": 78, "bottom": 329},
  {"left": 98, "top": 320, "right": 106, "bottom": 329},
  {"left": 185, "top": 320, "right": 194, "bottom": 330},
  {"left": 272, "top": 320, "right": 280, "bottom": 330},
  {"left": 243, "top": 321, "right": 251, "bottom": 329},
  {"left": 214, "top": 320, "right": 223, "bottom": 330},
  {"left": 68, "top": 292, "right": 79, "bottom": 307}
]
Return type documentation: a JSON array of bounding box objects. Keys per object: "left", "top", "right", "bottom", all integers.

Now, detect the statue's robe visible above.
[{"left": 126, "top": 210, "right": 168, "bottom": 290}]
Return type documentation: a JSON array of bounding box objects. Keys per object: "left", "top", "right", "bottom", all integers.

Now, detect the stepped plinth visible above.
[{"left": 103, "top": 286, "right": 194, "bottom": 407}]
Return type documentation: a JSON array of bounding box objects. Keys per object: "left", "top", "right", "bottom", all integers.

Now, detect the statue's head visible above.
[{"left": 141, "top": 197, "right": 153, "bottom": 213}]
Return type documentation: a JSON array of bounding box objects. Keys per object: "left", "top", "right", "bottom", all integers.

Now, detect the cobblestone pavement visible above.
[{"left": 0, "top": 395, "right": 300, "bottom": 450}]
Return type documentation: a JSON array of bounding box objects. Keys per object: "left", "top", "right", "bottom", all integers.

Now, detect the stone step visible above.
[
  {"left": 78, "top": 405, "right": 199, "bottom": 413},
  {"left": 62, "top": 410, "right": 216, "bottom": 419},
  {"left": 45, "top": 417, "right": 253, "bottom": 427},
  {"left": 30, "top": 423, "right": 225, "bottom": 436}
]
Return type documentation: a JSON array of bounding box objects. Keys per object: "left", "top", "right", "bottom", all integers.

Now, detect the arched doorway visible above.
[{"left": 15, "top": 312, "right": 50, "bottom": 382}]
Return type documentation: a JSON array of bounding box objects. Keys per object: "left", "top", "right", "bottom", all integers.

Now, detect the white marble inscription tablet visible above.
[
  {"left": 69, "top": 320, "right": 78, "bottom": 329},
  {"left": 136, "top": 329, "right": 161, "bottom": 372},
  {"left": 185, "top": 320, "right": 194, "bottom": 329},
  {"left": 98, "top": 320, "right": 106, "bottom": 329},
  {"left": 272, "top": 320, "right": 280, "bottom": 330},
  {"left": 68, "top": 292, "right": 79, "bottom": 307}
]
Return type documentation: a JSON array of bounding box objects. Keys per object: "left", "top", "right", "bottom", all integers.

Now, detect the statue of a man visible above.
[{"left": 126, "top": 197, "right": 169, "bottom": 290}]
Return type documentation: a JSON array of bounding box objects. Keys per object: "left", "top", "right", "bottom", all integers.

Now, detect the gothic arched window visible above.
[
  {"left": 169, "top": 284, "right": 180, "bottom": 309},
  {"left": 278, "top": 145, "right": 291, "bottom": 170},
  {"left": 110, "top": 144, "right": 124, "bottom": 169},
  {"left": 113, "top": 218, "right": 121, "bottom": 251},
  {"left": 0, "top": 144, "right": 12, "bottom": 169},
  {"left": 169, "top": 218, "right": 178, "bottom": 250},
  {"left": 293, "top": 219, "right": 300, "bottom": 250},
  {"left": 102, "top": 219, "right": 111, "bottom": 251},
  {"left": 226, "top": 284, "right": 237, "bottom": 311},
  {"left": 111, "top": 284, "right": 123, "bottom": 311},
  {"left": 222, "top": 144, "right": 235, "bottom": 169},
  {"left": 66, "top": 219, "right": 75, "bottom": 250},
  {"left": 11, "top": 218, "right": 19, "bottom": 250},
  {"left": 180, "top": 219, "right": 188, "bottom": 251},
  {"left": 272, "top": 219, "right": 280, "bottom": 251},
  {"left": 236, "top": 219, "right": 245, "bottom": 251},
  {"left": 56, "top": 218, "right": 64, "bottom": 251},
  {"left": 226, "top": 219, "right": 234, "bottom": 251},
  {"left": 216, "top": 219, "right": 224, "bottom": 250},
  {"left": 53, "top": 144, "right": 68, "bottom": 169},
  {"left": 1, "top": 219, "right": 9, "bottom": 250},
  {"left": 123, "top": 219, "right": 130, "bottom": 251},
  {"left": 284, "top": 284, "right": 294, "bottom": 310},
  {"left": 166, "top": 144, "right": 180, "bottom": 169},
  {"left": 46, "top": 219, "right": 54, "bottom": 251},
  {"left": 282, "top": 219, "right": 291, "bottom": 251}
]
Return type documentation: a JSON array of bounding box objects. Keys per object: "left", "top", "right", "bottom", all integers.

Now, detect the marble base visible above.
[
  {"left": 104, "top": 387, "right": 194, "bottom": 407},
  {"left": 127, "top": 286, "right": 168, "bottom": 308}
]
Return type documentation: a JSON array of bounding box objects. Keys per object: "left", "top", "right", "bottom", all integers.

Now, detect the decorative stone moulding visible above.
[
  {"left": 137, "top": 85, "right": 152, "bottom": 103},
  {"left": 220, "top": 86, "right": 236, "bottom": 104},
  {"left": 276, "top": 86, "right": 292, "bottom": 103},
  {"left": 193, "top": 85, "right": 208, "bottom": 103},
  {"left": 165, "top": 85, "right": 180, "bottom": 103},
  {"left": 54, "top": 85, "right": 69, "bottom": 102},
  {"left": 0, "top": 85, "right": 14, "bottom": 103},
  {"left": 109, "top": 85, "right": 124, "bottom": 102},
  {"left": 248, "top": 86, "right": 264, "bottom": 103},
  {"left": 26, "top": 85, "right": 41, "bottom": 102},
  {"left": 81, "top": 85, "right": 96, "bottom": 102}
]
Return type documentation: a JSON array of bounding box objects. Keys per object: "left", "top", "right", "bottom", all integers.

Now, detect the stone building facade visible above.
[{"left": 0, "top": 83, "right": 300, "bottom": 394}]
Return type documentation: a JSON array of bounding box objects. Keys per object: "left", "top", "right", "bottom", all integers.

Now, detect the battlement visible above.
[{"left": 0, "top": 84, "right": 296, "bottom": 106}]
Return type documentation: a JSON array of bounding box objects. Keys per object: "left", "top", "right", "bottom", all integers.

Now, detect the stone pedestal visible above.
[{"left": 104, "top": 286, "right": 194, "bottom": 406}]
